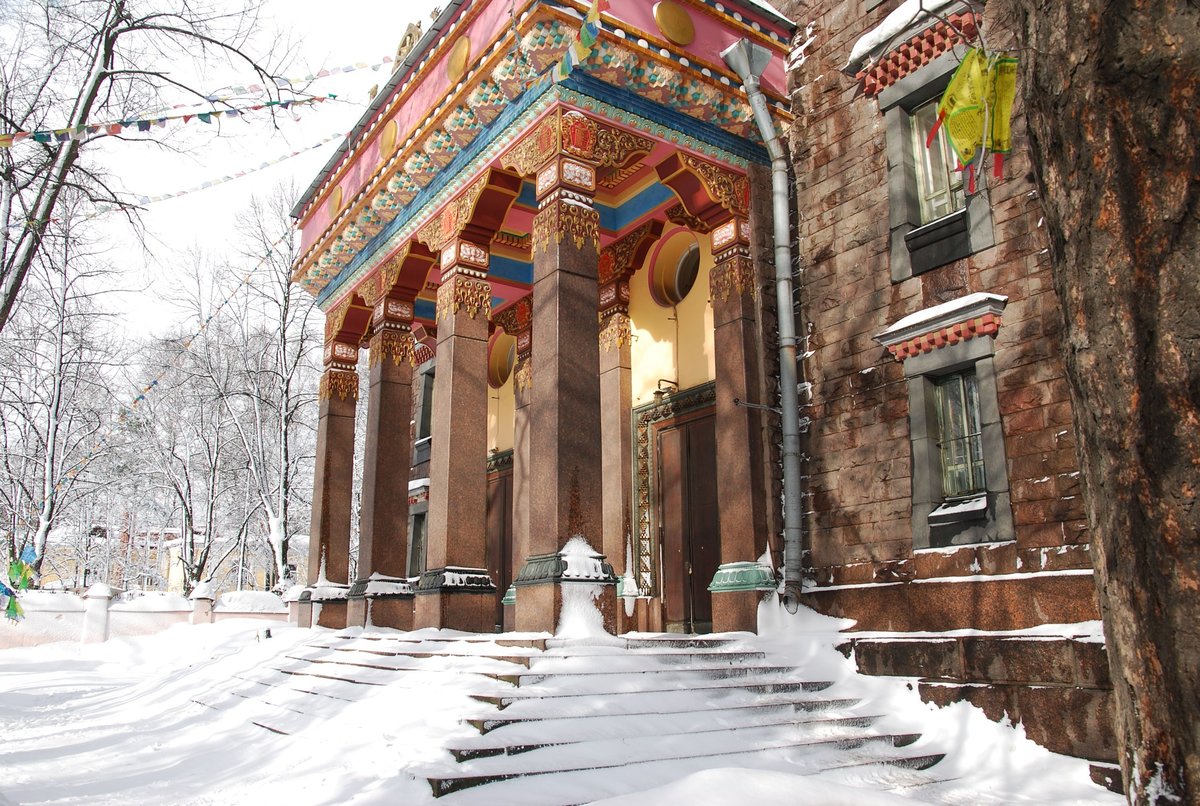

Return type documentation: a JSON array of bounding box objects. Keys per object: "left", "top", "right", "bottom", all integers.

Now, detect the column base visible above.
[
  {"left": 368, "top": 596, "right": 415, "bottom": 631},
  {"left": 346, "top": 594, "right": 368, "bottom": 629},
  {"left": 514, "top": 547, "right": 619, "bottom": 635},
  {"left": 413, "top": 567, "right": 497, "bottom": 633},
  {"left": 709, "top": 561, "right": 775, "bottom": 634},
  {"left": 315, "top": 599, "right": 348, "bottom": 629}
]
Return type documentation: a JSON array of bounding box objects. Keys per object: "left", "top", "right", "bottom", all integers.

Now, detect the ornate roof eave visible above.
[
  {"left": 309, "top": 82, "right": 770, "bottom": 313},
  {"left": 292, "top": 7, "right": 792, "bottom": 308}
]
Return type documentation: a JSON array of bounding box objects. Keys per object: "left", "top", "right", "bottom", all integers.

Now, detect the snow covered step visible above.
[
  {"left": 503, "top": 661, "right": 796, "bottom": 684},
  {"left": 285, "top": 647, "right": 531, "bottom": 674},
  {"left": 531, "top": 648, "right": 766, "bottom": 668},
  {"left": 426, "top": 730, "right": 930, "bottom": 797},
  {"left": 494, "top": 665, "right": 808, "bottom": 693},
  {"left": 620, "top": 634, "right": 747, "bottom": 650},
  {"left": 320, "top": 632, "right": 548, "bottom": 651},
  {"left": 470, "top": 677, "right": 833, "bottom": 711},
  {"left": 449, "top": 712, "right": 884, "bottom": 761},
  {"left": 303, "top": 638, "right": 540, "bottom": 664},
  {"left": 468, "top": 693, "right": 861, "bottom": 733}
]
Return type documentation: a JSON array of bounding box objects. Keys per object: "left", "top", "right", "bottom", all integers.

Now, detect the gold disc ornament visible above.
[
  {"left": 447, "top": 37, "right": 471, "bottom": 84},
  {"left": 654, "top": 1, "right": 695, "bottom": 47}
]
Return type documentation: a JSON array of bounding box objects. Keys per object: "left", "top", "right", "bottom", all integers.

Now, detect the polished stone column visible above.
[
  {"left": 347, "top": 298, "right": 418, "bottom": 630},
  {"left": 414, "top": 240, "right": 496, "bottom": 632},
  {"left": 514, "top": 155, "right": 616, "bottom": 634},
  {"left": 308, "top": 339, "right": 359, "bottom": 628},
  {"left": 494, "top": 298, "right": 532, "bottom": 631},
  {"left": 707, "top": 217, "right": 774, "bottom": 633}
]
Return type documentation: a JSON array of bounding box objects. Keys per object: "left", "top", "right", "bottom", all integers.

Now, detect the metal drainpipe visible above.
[{"left": 721, "top": 39, "right": 805, "bottom": 613}]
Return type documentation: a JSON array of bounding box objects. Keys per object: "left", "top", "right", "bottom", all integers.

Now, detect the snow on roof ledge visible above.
[
  {"left": 845, "top": 0, "right": 961, "bottom": 73},
  {"left": 876, "top": 292, "right": 1008, "bottom": 345}
]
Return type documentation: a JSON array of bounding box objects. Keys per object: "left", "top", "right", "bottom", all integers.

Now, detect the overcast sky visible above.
[{"left": 97, "top": 0, "right": 442, "bottom": 337}]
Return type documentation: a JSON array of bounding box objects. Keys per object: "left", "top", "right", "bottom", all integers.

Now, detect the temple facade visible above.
[
  {"left": 289, "top": 0, "right": 1115, "bottom": 764},
  {"left": 290, "top": 0, "right": 794, "bottom": 637}
]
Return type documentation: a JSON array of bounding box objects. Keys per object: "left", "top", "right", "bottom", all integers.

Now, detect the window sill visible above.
[
  {"left": 904, "top": 207, "right": 970, "bottom": 275},
  {"left": 928, "top": 493, "right": 987, "bottom": 525}
]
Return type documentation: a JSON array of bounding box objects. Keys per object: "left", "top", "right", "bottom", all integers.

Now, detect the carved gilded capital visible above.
[
  {"left": 513, "top": 357, "right": 532, "bottom": 393},
  {"left": 319, "top": 368, "right": 359, "bottom": 401},
  {"left": 436, "top": 274, "right": 491, "bottom": 321},
  {"left": 370, "top": 328, "right": 417, "bottom": 367},
  {"left": 710, "top": 253, "right": 756, "bottom": 302},
  {"left": 598, "top": 310, "right": 632, "bottom": 352},
  {"left": 533, "top": 194, "right": 600, "bottom": 255}
]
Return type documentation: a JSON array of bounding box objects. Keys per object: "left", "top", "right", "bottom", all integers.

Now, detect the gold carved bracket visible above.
[
  {"left": 435, "top": 274, "right": 492, "bottom": 321},
  {"left": 319, "top": 368, "right": 359, "bottom": 401},
  {"left": 533, "top": 195, "right": 600, "bottom": 255}
]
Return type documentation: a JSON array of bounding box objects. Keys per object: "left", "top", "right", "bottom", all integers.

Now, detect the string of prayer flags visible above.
[
  {"left": 206, "top": 56, "right": 396, "bottom": 100},
  {"left": 133, "top": 132, "right": 346, "bottom": 206},
  {"left": 552, "top": 0, "right": 610, "bottom": 83},
  {"left": 0, "top": 95, "right": 336, "bottom": 150}
]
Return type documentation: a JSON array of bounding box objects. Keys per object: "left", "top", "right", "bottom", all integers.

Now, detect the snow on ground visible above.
[{"left": 0, "top": 604, "right": 1120, "bottom": 805}]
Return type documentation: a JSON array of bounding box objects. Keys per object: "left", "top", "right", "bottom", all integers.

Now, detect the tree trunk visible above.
[{"left": 997, "top": 1, "right": 1200, "bottom": 801}]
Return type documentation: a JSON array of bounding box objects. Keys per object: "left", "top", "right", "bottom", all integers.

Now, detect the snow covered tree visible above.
[
  {"left": 0, "top": 191, "right": 117, "bottom": 577},
  {"left": 0, "top": 0, "right": 289, "bottom": 333},
  {"left": 981, "top": 2, "right": 1199, "bottom": 801}
]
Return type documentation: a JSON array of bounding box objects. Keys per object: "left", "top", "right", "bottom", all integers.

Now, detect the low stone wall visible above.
[
  {"left": 839, "top": 630, "right": 1116, "bottom": 762},
  {"left": 0, "top": 587, "right": 288, "bottom": 649}
]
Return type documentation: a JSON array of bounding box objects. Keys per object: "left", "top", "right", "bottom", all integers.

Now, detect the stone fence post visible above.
[
  {"left": 81, "top": 583, "right": 114, "bottom": 643},
  {"left": 190, "top": 581, "right": 215, "bottom": 625}
]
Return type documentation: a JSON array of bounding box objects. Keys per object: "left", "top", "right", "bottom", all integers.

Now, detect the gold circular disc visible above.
[
  {"left": 447, "top": 37, "right": 471, "bottom": 84},
  {"left": 654, "top": 1, "right": 695, "bottom": 47},
  {"left": 378, "top": 120, "right": 397, "bottom": 163},
  {"left": 327, "top": 185, "right": 343, "bottom": 219}
]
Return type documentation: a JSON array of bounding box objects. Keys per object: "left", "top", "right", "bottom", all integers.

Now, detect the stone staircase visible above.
[{"left": 192, "top": 631, "right": 947, "bottom": 803}]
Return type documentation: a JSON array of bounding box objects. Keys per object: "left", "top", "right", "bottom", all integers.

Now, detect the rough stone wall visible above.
[{"left": 781, "top": 0, "right": 1091, "bottom": 591}]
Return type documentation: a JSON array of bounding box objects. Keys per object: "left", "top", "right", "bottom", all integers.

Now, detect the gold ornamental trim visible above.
[
  {"left": 500, "top": 114, "right": 561, "bottom": 178},
  {"left": 513, "top": 357, "right": 532, "bottom": 393},
  {"left": 533, "top": 198, "right": 600, "bottom": 255},
  {"left": 598, "top": 311, "right": 632, "bottom": 352},
  {"left": 370, "top": 328, "right": 417, "bottom": 367},
  {"left": 324, "top": 298, "right": 353, "bottom": 342},
  {"left": 684, "top": 155, "right": 751, "bottom": 218},
  {"left": 710, "top": 254, "right": 756, "bottom": 302},
  {"left": 665, "top": 203, "right": 712, "bottom": 234},
  {"left": 319, "top": 369, "right": 359, "bottom": 401},
  {"left": 436, "top": 274, "right": 491, "bottom": 321},
  {"left": 379, "top": 243, "right": 411, "bottom": 294}
]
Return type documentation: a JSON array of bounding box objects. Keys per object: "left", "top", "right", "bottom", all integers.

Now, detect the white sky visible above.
[{"left": 92, "top": 0, "right": 442, "bottom": 338}]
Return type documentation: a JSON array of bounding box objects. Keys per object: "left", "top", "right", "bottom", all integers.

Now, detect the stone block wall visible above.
[{"left": 780, "top": 0, "right": 1091, "bottom": 591}]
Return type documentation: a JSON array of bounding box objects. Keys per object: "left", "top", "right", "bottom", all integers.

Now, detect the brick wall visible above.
[{"left": 782, "top": 1, "right": 1092, "bottom": 595}]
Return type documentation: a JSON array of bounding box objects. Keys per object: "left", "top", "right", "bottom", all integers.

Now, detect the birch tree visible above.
[{"left": 0, "top": 0, "right": 288, "bottom": 333}]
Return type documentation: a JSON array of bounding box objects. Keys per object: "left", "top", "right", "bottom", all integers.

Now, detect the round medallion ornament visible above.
[
  {"left": 327, "top": 185, "right": 343, "bottom": 219},
  {"left": 653, "top": 1, "right": 695, "bottom": 47},
  {"left": 447, "top": 37, "right": 471, "bottom": 84},
  {"left": 378, "top": 120, "right": 398, "bottom": 163}
]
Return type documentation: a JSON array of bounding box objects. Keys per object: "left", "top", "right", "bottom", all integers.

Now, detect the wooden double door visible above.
[{"left": 657, "top": 411, "right": 720, "bottom": 634}]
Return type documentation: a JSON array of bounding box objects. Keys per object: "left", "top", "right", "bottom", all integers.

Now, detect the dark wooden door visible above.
[
  {"left": 657, "top": 412, "right": 719, "bottom": 633},
  {"left": 486, "top": 470, "right": 513, "bottom": 631}
]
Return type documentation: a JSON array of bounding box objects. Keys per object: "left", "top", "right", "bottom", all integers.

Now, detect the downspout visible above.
[{"left": 721, "top": 40, "right": 805, "bottom": 613}]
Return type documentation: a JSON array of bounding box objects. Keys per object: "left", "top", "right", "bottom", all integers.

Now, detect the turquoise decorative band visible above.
[
  {"left": 501, "top": 585, "right": 517, "bottom": 606},
  {"left": 707, "top": 561, "right": 776, "bottom": 593}
]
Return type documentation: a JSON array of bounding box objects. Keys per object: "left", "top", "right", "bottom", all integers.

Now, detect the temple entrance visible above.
[{"left": 657, "top": 410, "right": 720, "bottom": 634}]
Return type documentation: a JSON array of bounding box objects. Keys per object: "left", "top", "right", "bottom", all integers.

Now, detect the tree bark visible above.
[{"left": 997, "top": 1, "right": 1200, "bottom": 801}]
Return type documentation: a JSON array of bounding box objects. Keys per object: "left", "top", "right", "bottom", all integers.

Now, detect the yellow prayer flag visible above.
[
  {"left": 938, "top": 48, "right": 987, "bottom": 167},
  {"left": 986, "top": 56, "right": 1019, "bottom": 154}
]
